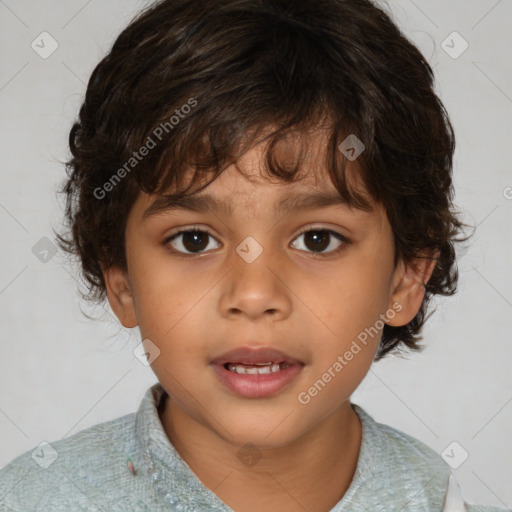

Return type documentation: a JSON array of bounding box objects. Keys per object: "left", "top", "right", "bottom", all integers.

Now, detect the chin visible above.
[{"left": 211, "top": 410, "right": 309, "bottom": 450}]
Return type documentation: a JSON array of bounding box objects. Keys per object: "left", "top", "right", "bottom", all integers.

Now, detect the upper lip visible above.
[{"left": 211, "top": 346, "right": 303, "bottom": 366}]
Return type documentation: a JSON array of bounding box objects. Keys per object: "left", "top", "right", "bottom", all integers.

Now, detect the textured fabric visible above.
[
  {"left": 0, "top": 382, "right": 508, "bottom": 511},
  {"left": 444, "top": 474, "right": 468, "bottom": 511}
]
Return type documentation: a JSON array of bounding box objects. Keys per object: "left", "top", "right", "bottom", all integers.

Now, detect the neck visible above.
[{"left": 159, "top": 396, "right": 362, "bottom": 512}]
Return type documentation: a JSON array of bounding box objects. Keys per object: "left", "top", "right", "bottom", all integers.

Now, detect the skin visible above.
[{"left": 103, "top": 129, "right": 435, "bottom": 512}]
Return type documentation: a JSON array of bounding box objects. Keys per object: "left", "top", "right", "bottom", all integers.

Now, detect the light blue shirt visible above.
[{"left": 0, "top": 383, "right": 508, "bottom": 511}]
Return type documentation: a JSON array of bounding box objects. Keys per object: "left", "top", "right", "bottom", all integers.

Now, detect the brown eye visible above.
[
  {"left": 166, "top": 229, "right": 220, "bottom": 254},
  {"left": 291, "top": 229, "right": 347, "bottom": 254}
]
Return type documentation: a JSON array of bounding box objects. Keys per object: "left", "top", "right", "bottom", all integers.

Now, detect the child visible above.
[{"left": 0, "top": 0, "right": 508, "bottom": 510}]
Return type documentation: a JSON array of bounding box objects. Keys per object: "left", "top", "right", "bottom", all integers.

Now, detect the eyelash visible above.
[{"left": 163, "top": 225, "right": 350, "bottom": 257}]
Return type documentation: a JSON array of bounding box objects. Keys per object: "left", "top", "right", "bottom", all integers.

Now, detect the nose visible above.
[{"left": 218, "top": 239, "right": 293, "bottom": 321}]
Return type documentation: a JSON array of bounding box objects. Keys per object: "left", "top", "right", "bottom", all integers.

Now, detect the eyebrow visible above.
[{"left": 142, "top": 190, "right": 354, "bottom": 220}]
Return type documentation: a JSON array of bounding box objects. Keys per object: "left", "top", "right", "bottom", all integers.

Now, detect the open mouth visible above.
[
  {"left": 224, "top": 362, "right": 292, "bottom": 374},
  {"left": 210, "top": 346, "right": 305, "bottom": 397},
  {"left": 213, "top": 361, "right": 303, "bottom": 397}
]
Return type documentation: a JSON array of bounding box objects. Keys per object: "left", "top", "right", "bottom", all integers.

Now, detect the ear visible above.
[
  {"left": 102, "top": 264, "right": 138, "bottom": 328},
  {"left": 386, "top": 253, "right": 437, "bottom": 327}
]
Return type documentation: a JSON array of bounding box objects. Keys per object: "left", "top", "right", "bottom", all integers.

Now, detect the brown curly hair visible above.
[{"left": 54, "top": 0, "right": 465, "bottom": 359}]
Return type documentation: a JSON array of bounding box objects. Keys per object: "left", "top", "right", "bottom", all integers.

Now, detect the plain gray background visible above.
[{"left": 0, "top": 0, "right": 511, "bottom": 508}]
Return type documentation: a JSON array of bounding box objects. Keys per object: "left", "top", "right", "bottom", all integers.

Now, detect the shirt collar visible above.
[
  {"left": 135, "top": 382, "right": 376, "bottom": 510},
  {"left": 136, "top": 382, "right": 231, "bottom": 509}
]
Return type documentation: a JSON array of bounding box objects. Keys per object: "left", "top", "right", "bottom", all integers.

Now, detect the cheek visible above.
[
  {"left": 316, "top": 266, "right": 392, "bottom": 337},
  {"left": 127, "top": 246, "right": 196, "bottom": 331},
  {"left": 301, "top": 253, "right": 394, "bottom": 375},
  {"left": 130, "top": 270, "right": 215, "bottom": 370},
  {"left": 296, "top": 334, "right": 377, "bottom": 419}
]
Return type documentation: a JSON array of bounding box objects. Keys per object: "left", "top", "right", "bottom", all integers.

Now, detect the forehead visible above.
[
  {"left": 134, "top": 126, "right": 374, "bottom": 220},
  {"left": 185, "top": 148, "right": 336, "bottom": 211}
]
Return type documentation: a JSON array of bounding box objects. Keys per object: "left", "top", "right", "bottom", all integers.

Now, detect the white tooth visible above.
[
  {"left": 228, "top": 362, "right": 285, "bottom": 375},
  {"left": 229, "top": 364, "right": 246, "bottom": 374},
  {"left": 254, "top": 362, "right": 272, "bottom": 366}
]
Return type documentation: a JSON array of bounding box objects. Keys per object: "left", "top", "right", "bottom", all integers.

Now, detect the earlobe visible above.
[
  {"left": 102, "top": 264, "right": 138, "bottom": 328},
  {"left": 386, "top": 254, "right": 437, "bottom": 327}
]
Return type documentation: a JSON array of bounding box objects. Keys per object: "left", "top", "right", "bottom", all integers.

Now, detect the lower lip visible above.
[{"left": 211, "top": 363, "right": 304, "bottom": 398}]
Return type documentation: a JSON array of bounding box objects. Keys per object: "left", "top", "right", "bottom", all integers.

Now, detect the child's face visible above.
[{"left": 104, "top": 131, "right": 430, "bottom": 448}]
